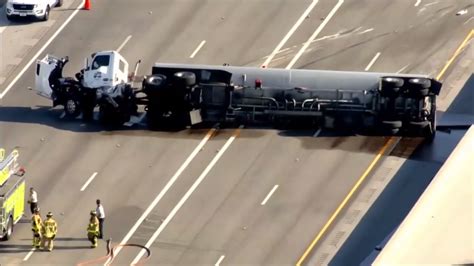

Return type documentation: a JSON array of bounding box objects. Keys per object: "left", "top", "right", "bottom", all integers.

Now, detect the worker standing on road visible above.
[
  {"left": 28, "top": 187, "right": 39, "bottom": 215},
  {"left": 87, "top": 211, "right": 100, "bottom": 248},
  {"left": 41, "top": 212, "right": 58, "bottom": 251},
  {"left": 31, "top": 207, "right": 43, "bottom": 248},
  {"left": 96, "top": 199, "right": 105, "bottom": 239}
]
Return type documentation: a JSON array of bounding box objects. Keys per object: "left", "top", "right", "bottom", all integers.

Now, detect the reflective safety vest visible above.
[
  {"left": 87, "top": 217, "right": 99, "bottom": 235},
  {"left": 43, "top": 218, "right": 57, "bottom": 238},
  {"left": 32, "top": 214, "right": 42, "bottom": 232}
]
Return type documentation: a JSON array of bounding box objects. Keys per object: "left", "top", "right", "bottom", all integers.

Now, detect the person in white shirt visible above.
[
  {"left": 96, "top": 199, "right": 105, "bottom": 239},
  {"left": 28, "top": 187, "right": 38, "bottom": 215}
]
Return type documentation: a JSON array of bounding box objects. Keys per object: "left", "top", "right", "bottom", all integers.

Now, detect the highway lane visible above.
[
  {"left": 271, "top": 0, "right": 473, "bottom": 73},
  {"left": 0, "top": 0, "right": 470, "bottom": 265},
  {"left": 119, "top": 0, "right": 383, "bottom": 264},
  {"left": 132, "top": 132, "right": 389, "bottom": 265},
  {"left": 119, "top": 1, "right": 474, "bottom": 265},
  {"left": 0, "top": 0, "right": 331, "bottom": 264}
]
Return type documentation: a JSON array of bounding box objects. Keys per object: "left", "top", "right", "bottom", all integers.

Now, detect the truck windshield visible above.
[{"left": 92, "top": 55, "right": 110, "bottom": 70}]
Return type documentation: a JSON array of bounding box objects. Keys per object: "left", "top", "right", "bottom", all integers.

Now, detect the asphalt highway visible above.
[{"left": 0, "top": 0, "right": 472, "bottom": 265}]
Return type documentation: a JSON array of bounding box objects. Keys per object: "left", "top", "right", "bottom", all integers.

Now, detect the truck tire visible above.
[
  {"left": 382, "top": 77, "right": 404, "bottom": 87},
  {"left": 409, "top": 120, "right": 435, "bottom": 139},
  {"left": 64, "top": 96, "right": 81, "bottom": 118},
  {"left": 42, "top": 6, "right": 50, "bottom": 21},
  {"left": 380, "top": 77, "right": 403, "bottom": 97},
  {"left": 174, "top": 72, "right": 196, "bottom": 87},
  {"left": 145, "top": 74, "right": 166, "bottom": 87},
  {"left": 6, "top": 14, "right": 14, "bottom": 21},
  {"left": 2, "top": 218, "right": 13, "bottom": 241},
  {"left": 143, "top": 74, "right": 167, "bottom": 96},
  {"left": 408, "top": 78, "right": 430, "bottom": 97},
  {"left": 381, "top": 120, "right": 402, "bottom": 135}
]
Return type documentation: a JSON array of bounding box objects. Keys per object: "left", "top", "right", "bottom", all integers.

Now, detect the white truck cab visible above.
[
  {"left": 82, "top": 51, "right": 129, "bottom": 89},
  {"left": 35, "top": 50, "right": 130, "bottom": 100},
  {"left": 5, "top": 0, "right": 62, "bottom": 21}
]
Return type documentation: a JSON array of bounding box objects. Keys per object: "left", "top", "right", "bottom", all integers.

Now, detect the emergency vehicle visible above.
[
  {"left": 5, "top": 0, "right": 62, "bottom": 21},
  {"left": 0, "top": 148, "right": 25, "bottom": 241}
]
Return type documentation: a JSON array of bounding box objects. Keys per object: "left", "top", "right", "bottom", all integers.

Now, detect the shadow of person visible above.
[{"left": 0, "top": 244, "right": 34, "bottom": 253}]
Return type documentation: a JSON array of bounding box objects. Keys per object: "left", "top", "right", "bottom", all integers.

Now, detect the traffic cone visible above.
[{"left": 84, "top": 0, "right": 91, "bottom": 10}]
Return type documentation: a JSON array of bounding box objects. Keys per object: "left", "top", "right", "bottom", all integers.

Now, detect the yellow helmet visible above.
[{"left": 46, "top": 212, "right": 53, "bottom": 218}]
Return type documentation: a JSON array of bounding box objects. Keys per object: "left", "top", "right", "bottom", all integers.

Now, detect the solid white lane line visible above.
[
  {"left": 286, "top": 0, "right": 344, "bottom": 69},
  {"left": 0, "top": 1, "right": 84, "bottom": 99},
  {"left": 261, "top": 185, "right": 279, "bottom": 206},
  {"left": 261, "top": 0, "right": 320, "bottom": 67},
  {"left": 117, "top": 35, "right": 132, "bottom": 52},
  {"left": 190, "top": 40, "right": 206, "bottom": 58},
  {"left": 105, "top": 128, "right": 217, "bottom": 265},
  {"left": 415, "top": 0, "right": 421, "bottom": 7},
  {"left": 364, "top": 52, "right": 381, "bottom": 71},
  {"left": 131, "top": 127, "right": 242, "bottom": 265},
  {"left": 23, "top": 248, "right": 35, "bottom": 261},
  {"left": 80, "top": 172, "right": 98, "bottom": 192},
  {"left": 313, "top": 128, "right": 322, "bottom": 137},
  {"left": 215, "top": 255, "right": 226, "bottom": 266}
]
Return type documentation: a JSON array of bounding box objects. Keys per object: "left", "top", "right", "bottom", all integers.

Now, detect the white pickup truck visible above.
[{"left": 5, "top": 0, "right": 62, "bottom": 21}]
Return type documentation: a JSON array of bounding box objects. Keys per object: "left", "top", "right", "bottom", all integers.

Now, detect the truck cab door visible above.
[
  {"left": 113, "top": 54, "right": 129, "bottom": 86},
  {"left": 83, "top": 54, "right": 113, "bottom": 88},
  {"left": 35, "top": 55, "right": 56, "bottom": 99}
]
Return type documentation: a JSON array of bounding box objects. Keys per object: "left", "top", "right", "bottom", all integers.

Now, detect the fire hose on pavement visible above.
[{"left": 76, "top": 238, "right": 151, "bottom": 266}]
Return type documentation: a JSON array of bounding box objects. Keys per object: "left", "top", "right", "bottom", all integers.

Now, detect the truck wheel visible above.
[
  {"left": 64, "top": 96, "right": 81, "bottom": 118},
  {"left": 42, "top": 6, "right": 50, "bottom": 21},
  {"left": 409, "top": 120, "right": 435, "bottom": 139},
  {"left": 143, "top": 74, "right": 167, "bottom": 95},
  {"left": 381, "top": 120, "right": 402, "bottom": 135},
  {"left": 174, "top": 72, "right": 196, "bottom": 87},
  {"left": 382, "top": 77, "right": 404, "bottom": 87},
  {"left": 6, "top": 14, "right": 14, "bottom": 21},
  {"left": 3, "top": 218, "right": 13, "bottom": 241},
  {"left": 146, "top": 74, "right": 166, "bottom": 86},
  {"left": 408, "top": 78, "right": 430, "bottom": 97},
  {"left": 380, "top": 77, "right": 403, "bottom": 97},
  {"left": 56, "top": 0, "right": 63, "bottom": 7}
]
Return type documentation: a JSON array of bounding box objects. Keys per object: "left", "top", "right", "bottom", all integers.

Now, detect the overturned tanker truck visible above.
[{"left": 35, "top": 50, "right": 441, "bottom": 138}]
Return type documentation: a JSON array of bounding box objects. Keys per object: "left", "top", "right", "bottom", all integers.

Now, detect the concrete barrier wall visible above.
[{"left": 373, "top": 126, "right": 474, "bottom": 264}]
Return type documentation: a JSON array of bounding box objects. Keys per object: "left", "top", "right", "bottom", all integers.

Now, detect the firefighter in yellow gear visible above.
[
  {"left": 31, "top": 208, "right": 42, "bottom": 248},
  {"left": 41, "top": 212, "right": 57, "bottom": 251},
  {"left": 87, "top": 211, "right": 100, "bottom": 248}
]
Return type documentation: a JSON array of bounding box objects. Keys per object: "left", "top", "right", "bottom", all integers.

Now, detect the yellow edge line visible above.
[
  {"left": 296, "top": 28, "right": 474, "bottom": 266},
  {"left": 436, "top": 29, "right": 474, "bottom": 81},
  {"left": 296, "top": 137, "right": 396, "bottom": 266}
]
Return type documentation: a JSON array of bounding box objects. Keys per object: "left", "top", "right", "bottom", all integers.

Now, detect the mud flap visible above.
[{"left": 190, "top": 109, "right": 202, "bottom": 125}]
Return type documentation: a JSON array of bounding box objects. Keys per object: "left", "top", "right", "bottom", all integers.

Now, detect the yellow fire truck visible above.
[{"left": 0, "top": 148, "right": 25, "bottom": 241}]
